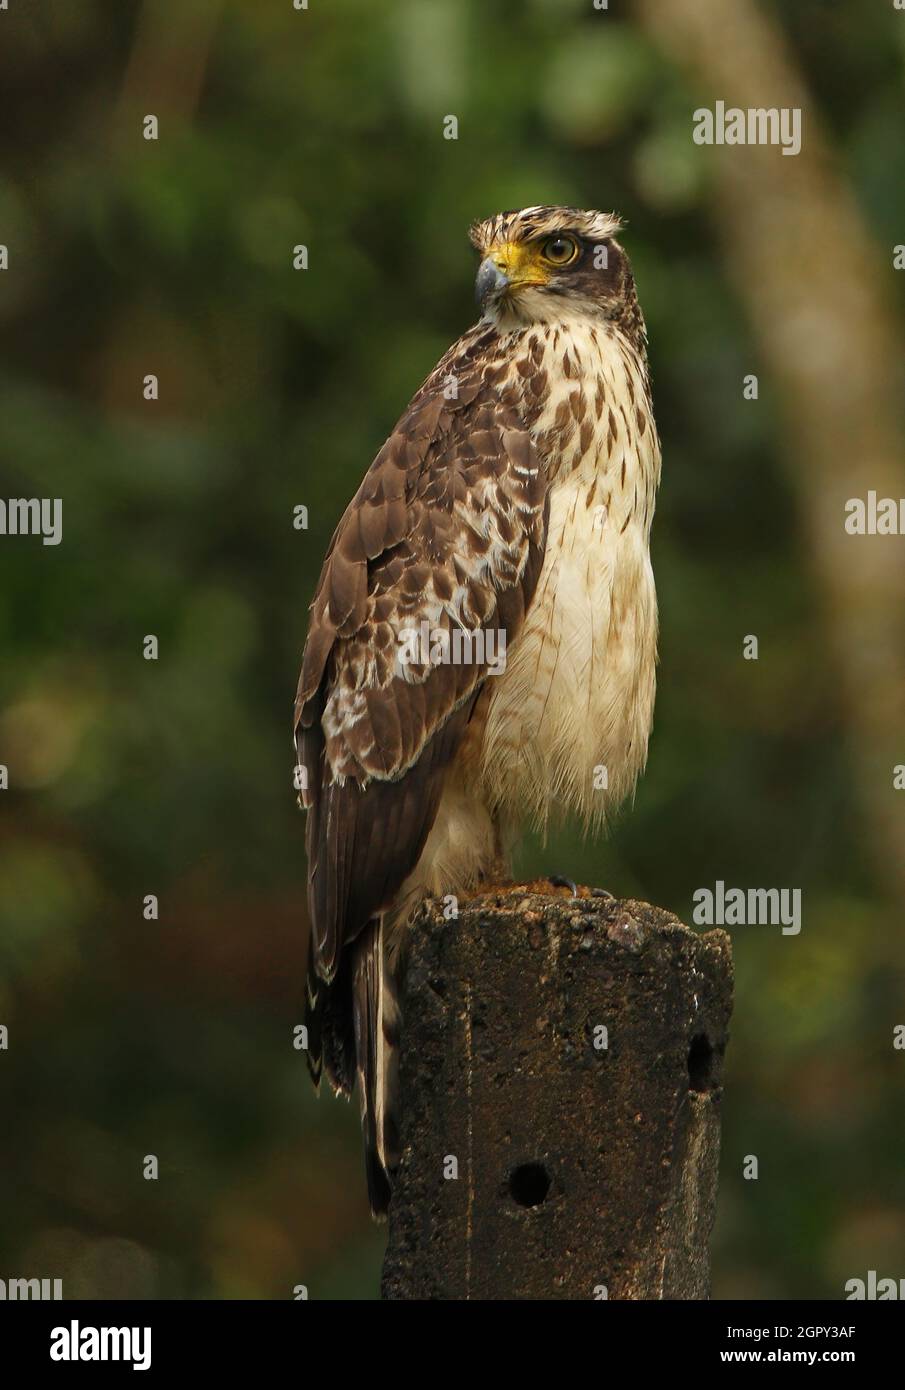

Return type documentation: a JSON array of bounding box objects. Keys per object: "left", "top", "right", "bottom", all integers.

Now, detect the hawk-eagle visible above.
[{"left": 295, "top": 205, "right": 661, "bottom": 1215}]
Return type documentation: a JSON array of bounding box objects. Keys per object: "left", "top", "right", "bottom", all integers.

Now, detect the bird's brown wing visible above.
[{"left": 295, "top": 323, "right": 549, "bottom": 984}]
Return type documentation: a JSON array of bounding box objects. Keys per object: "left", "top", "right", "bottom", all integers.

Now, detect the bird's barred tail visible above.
[{"left": 352, "top": 918, "right": 401, "bottom": 1219}]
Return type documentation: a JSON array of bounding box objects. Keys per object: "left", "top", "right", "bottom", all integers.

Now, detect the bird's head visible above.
[{"left": 469, "top": 205, "right": 637, "bottom": 334}]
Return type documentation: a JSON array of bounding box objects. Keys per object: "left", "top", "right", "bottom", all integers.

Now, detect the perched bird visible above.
[{"left": 295, "top": 205, "right": 661, "bottom": 1215}]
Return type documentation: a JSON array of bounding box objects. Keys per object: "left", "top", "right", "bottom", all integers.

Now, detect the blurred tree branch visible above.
[
  {"left": 116, "top": 0, "right": 223, "bottom": 137},
  {"left": 636, "top": 0, "right": 905, "bottom": 910}
]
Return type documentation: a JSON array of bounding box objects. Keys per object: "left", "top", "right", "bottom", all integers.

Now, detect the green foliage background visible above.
[{"left": 1, "top": 0, "right": 903, "bottom": 1299}]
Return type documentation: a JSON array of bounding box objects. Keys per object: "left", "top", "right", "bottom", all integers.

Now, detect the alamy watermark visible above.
[
  {"left": 693, "top": 881, "right": 801, "bottom": 935},
  {"left": 845, "top": 1270, "right": 905, "bottom": 1299},
  {"left": 398, "top": 620, "right": 506, "bottom": 674},
  {"left": 693, "top": 102, "right": 801, "bottom": 157},
  {"left": 0, "top": 1275, "right": 62, "bottom": 1300},
  {"left": 844, "top": 491, "right": 905, "bottom": 535},
  {"left": 50, "top": 1321, "right": 151, "bottom": 1371},
  {"left": 0, "top": 497, "right": 62, "bottom": 546}
]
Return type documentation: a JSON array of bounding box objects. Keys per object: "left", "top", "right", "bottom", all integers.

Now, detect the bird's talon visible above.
[
  {"left": 591, "top": 887, "right": 614, "bottom": 900},
  {"left": 548, "top": 874, "right": 578, "bottom": 897}
]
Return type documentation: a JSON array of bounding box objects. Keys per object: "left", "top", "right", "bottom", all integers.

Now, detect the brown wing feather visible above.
[{"left": 295, "top": 321, "right": 549, "bottom": 984}]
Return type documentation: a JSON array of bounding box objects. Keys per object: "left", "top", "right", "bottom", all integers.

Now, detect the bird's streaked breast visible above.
[{"left": 478, "top": 316, "right": 661, "bottom": 831}]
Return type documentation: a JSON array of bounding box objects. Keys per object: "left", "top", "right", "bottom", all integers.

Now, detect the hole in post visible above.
[
  {"left": 687, "top": 1033, "right": 715, "bottom": 1092},
  {"left": 508, "top": 1162, "right": 551, "bottom": 1208}
]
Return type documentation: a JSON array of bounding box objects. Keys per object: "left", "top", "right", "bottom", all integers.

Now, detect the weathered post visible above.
[{"left": 381, "top": 888, "right": 733, "bottom": 1300}]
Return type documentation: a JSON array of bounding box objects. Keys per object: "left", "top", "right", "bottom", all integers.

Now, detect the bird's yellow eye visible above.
[{"left": 540, "top": 235, "right": 579, "bottom": 266}]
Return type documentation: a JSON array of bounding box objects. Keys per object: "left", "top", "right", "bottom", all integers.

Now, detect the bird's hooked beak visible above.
[
  {"left": 475, "top": 242, "right": 549, "bottom": 312},
  {"left": 475, "top": 256, "right": 510, "bottom": 310}
]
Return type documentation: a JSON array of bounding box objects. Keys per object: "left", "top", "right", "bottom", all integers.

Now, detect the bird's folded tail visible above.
[
  {"left": 304, "top": 952, "right": 325, "bottom": 1089},
  {"left": 305, "top": 944, "right": 357, "bottom": 1097},
  {"left": 353, "top": 917, "right": 401, "bottom": 1219}
]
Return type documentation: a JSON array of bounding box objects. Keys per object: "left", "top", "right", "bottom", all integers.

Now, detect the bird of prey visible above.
[{"left": 295, "top": 205, "right": 661, "bottom": 1215}]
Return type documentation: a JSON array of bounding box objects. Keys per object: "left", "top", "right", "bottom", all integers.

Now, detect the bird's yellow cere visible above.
[{"left": 484, "top": 239, "right": 553, "bottom": 287}]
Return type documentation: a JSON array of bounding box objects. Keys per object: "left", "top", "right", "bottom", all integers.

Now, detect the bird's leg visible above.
[
  {"left": 472, "top": 813, "right": 515, "bottom": 893},
  {"left": 547, "top": 874, "right": 578, "bottom": 897}
]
